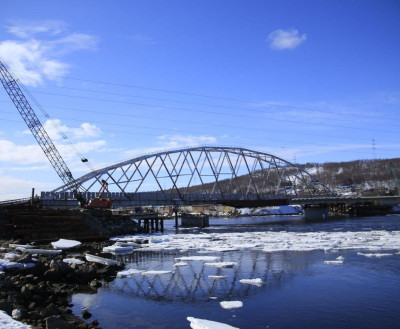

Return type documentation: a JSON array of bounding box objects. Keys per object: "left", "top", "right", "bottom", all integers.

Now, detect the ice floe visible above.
[
  {"left": 130, "top": 229, "right": 400, "bottom": 255},
  {"left": 102, "top": 244, "right": 134, "bottom": 254},
  {"left": 239, "top": 278, "right": 263, "bottom": 286},
  {"left": 142, "top": 270, "right": 173, "bottom": 276},
  {"left": 324, "top": 255, "right": 344, "bottom": 265},
  {"left": 220, "top": 301, "right": 243, "bottom": 310},
  {"left": 357, "top": 252, "right": 393, "bottom": 258},
  {"left": 187, "top": 316, "right": 239, "bottom": 329},
  {"left": 117, "top": 268, "right": 143, "bottom": 278},
  {"left": 51, "top": 239, "right": 81, "bottom": 250},
  {"left": 204, "top": 262, "right": 237, "bottom": 268}
]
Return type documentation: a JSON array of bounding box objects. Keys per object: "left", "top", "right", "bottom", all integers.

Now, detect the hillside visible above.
[{"left": 301, "top": 158, "right": 400, "bottom": 196}]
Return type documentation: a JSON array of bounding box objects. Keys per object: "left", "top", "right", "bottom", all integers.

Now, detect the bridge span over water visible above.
[{"left": 42, "top": 146, "right": 334, "bottom": 208}]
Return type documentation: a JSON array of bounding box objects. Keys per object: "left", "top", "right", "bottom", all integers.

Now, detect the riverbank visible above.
[{"left": 0, "top": 239, "right": 125, "bottom": 329}]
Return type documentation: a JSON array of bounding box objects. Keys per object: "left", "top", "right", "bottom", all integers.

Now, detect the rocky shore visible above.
[{"left": 0, "top": 239, "right": 125, "bottom": 329}]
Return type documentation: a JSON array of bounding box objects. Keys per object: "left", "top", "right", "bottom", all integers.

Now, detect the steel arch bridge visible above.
[{"left": 47, "top": 146, "right": 334, "bottom": 207}]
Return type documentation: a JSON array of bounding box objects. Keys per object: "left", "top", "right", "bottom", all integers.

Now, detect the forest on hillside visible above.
[{"left": 301, "top": 158, "right": 400, "bottom": 192}]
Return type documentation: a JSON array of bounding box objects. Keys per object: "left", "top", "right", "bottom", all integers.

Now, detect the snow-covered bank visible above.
[{"left": 238, "top": 205, "right": 302, "bottom": 216}]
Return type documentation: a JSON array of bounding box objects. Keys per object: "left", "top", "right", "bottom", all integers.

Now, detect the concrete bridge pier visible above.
[{"left": 303, "top": 204, "right": 329, "bottom": 221}]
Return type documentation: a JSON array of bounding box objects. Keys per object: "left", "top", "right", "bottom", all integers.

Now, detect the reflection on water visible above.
[{"left": 110, "top": 249, "right": 308, "bottom": 303}]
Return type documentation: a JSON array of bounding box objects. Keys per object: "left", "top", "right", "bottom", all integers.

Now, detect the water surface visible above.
[{"left": 72, "top": 215, "right": 400, "bottom": 328}]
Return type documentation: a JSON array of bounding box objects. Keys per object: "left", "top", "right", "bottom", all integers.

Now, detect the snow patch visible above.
[{"left": 0, "top": 310, "right": 31, "bottom": 329}]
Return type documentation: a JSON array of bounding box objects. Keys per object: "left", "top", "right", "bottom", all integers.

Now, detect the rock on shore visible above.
[{"left": 0, "top": 240, "right": 124, "bottom": 329}]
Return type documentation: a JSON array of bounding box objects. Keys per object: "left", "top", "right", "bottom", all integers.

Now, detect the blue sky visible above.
[{"left": 0, "top": 0, "right": 399, "bottom": 199}]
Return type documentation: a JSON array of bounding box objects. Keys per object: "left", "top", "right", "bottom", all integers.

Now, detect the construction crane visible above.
[{"left": 0, "top": 59, "right": 110, "bottom": 207}]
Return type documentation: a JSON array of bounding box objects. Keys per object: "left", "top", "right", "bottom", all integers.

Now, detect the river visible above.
[{"left": 71, "top": 214, "right": 400, "bottom": 329}]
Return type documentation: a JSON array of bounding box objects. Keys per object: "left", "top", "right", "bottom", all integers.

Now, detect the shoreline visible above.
[{"left": 0, "top": 239, "right": 124, "bottom": 329}]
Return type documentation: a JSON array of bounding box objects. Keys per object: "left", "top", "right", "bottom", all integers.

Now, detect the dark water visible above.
[{"left": 72, "top": 215, "right": 400, "bottom": 329}]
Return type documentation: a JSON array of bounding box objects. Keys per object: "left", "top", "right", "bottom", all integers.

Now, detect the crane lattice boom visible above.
[{"left": 0, "top": 60, "right": 80, "bottom": 194}]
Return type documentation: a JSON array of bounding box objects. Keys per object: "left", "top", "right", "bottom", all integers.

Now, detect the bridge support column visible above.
[{"left": 303, "top": 205, "right": 329, "bottom": 221}]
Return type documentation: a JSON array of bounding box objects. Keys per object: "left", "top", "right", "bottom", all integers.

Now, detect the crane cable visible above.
[{"left": 18, "top": 80, "right": 96, "bottom": 172}]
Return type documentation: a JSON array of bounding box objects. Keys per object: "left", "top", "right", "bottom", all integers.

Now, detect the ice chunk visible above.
[
  {"left": 324, "top": 260, "right": 343, "bottom": 265},
  {"left": 187, "top": 316, "right": 240, "bottom": 329},
  {"left": 204, "top": 262, "right": 237, "bottom": 268},
  {"left": 117, "top": 269, "right": 143, "bottom": 277},
  {"left": 51, "top": 239, "right": 81, "bottom": 250},
  {"left": 142, "top": 270, "right": 173, "bottom": 276},
  {"left": 0, "top": 259, "right": 23, "bottom": 269},
  {"left": 174, "top": 262, "right": 188, "bottom": 267},
  {"left": 220, "top": 301, "right": 243, "bottom": 310},
  {"left": 18, "top": 248, "right": 62, "bottom": 255},
  {"left": 102, "top": 245, "right": 134, "bottom": 254},
  {"left": 357, "top": 252, "right": 393, "bottom": 258},
  {"left": 239, "top": 278, "right": 263, "bottom": 286}
]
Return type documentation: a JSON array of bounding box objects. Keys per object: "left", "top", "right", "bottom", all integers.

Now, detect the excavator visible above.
[{"left": 0, "top": 59, "right": 112, "bottom": 208}]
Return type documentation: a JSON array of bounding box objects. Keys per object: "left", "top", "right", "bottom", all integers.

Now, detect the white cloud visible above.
[
  {"left": 267, "top": 29, "right": 307, "bottom": 50},
  {"left": 0, "top": 20, "right": 98, "bottom": 86},
  {"left": 0, "top": 174, "right": 53, "bottom": 200},
  {"left": 0, "top": 139, "right": 46, "bottom": 164},
  {"left": 157, "top": 135, "right": 217, "bottom": 148},
  {"left": 41, "top": 119, "right": 102, "bottom": 140},
  {"left": 122, "top": 135, "right": 217, "bottom": 159},
  {"left": 6, "top": 20, "right": 67, "bottom": 38}
]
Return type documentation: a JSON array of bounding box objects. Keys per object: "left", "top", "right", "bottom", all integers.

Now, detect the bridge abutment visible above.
[{"left": 303, "top": 205, "right": 329, "bottom": 221}]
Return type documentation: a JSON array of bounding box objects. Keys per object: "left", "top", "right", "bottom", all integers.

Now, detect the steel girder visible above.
[{"left": 52, "top": 146, "right": 334, "bottom": 201}]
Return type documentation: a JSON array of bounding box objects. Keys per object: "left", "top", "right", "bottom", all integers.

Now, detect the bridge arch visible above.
[{"left": 52, "top": 146, "right": 334, "bottom": 207}]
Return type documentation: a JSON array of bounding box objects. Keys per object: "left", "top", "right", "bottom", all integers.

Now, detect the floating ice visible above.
[
  {"left": 174, "top": 262, "right": 188, "bottom": 267},
  {"left": 114, "top": 229, "right": 400, "bottom": 258},
  {"left": 117, "top": 268, "right": 143, "bottom": 278},
  {"left": 142, "top": 270, "right": 173, "bottom": 276},
  {"left": 0, "top": 259, "right": 23, "bottom": 269},
  {"left": 51, "top": 239, "right": 81, "bottom": 250},
  {"left": 187, "top": 316, "right": 240, "bottom": 329},
  {"left": 324, "top": 260, "right": 343, "bottom": 265},
  {"left": 102, "top": 244, "right": 134, "bottom": 254},
  {"left": 325, "top": 255, "right": 344, "bottom": 265},
  {"left": 18, "top": 248, "right": 62, "bottom": 255},
  {"left": 220, "top": 301, "right": 243, "bottom": 310},
  {"left": 239, "top": 278, "right": 263, "bottom": 286},
  {"left": 204, "top": 262, "right": 237, "bottom": 268},
  {"left": 357, "top": 252, "right": 393, "bottom": 258},
  {"left": 9, "top": 244, "right": 34, "bottom": 249}
]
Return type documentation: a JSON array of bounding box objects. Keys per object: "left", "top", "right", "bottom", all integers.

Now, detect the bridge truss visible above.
[{"left": 49, "top": 146, "right": 334, "bottom": 207}]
